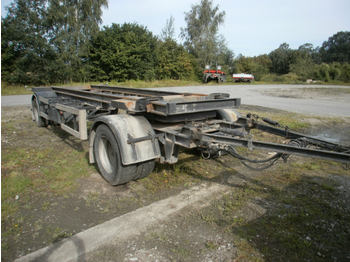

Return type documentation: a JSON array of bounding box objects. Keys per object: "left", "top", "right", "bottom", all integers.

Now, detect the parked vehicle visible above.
[
  {"left": 233, "top": 73, "right": 254, "bottom": 83},
  {"left": 203, "top": 63, "right": 227, "bottom": 83},
  {"left": 31, "top": 85, "right": 350, "bottom": 185}
]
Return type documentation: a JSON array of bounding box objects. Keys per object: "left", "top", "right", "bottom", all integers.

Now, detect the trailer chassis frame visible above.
[{"left": 31, "top": 85, "right": 350, "bottom": 185}]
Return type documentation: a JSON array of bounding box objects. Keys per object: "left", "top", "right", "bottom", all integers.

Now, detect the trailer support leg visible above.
[{"left": 160, "top": 134, "right": 180, "bottom": 164}]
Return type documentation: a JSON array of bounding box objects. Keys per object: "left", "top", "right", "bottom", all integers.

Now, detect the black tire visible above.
[
  {"left": 93, "top": 124, "right": 137, "bottom": 185},
  {"left": 135, "top": 160, "right": 156, "bottom": 180},
  {"left": 32, "top": 98, "right": 48, "bottom": 127}
]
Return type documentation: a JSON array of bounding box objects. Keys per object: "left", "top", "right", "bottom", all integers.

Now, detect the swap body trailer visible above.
[{"left": 31, "top": 85, "right": 350, "bottom": 185}]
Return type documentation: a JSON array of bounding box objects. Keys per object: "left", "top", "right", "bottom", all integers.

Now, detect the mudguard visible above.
[
  {"left": 89, "top": 114, "right": 161, "bottom": 165},
  {"left": 217, "top": 108, "right": 241, "bottom": 122},
  {"left": 31, "top": 88, "right": 58, "bottom": 104},
  {"left": 31, "top": 89, "right": 58, "bottom": 120}
]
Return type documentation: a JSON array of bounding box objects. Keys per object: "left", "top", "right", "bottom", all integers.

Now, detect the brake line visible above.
[{"left": 221, "top": 145, "right": 283, "bottom": 170}]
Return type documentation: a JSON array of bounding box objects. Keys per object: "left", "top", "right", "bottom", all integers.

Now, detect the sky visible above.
[{"left": 1, "top": 0, "right": 350, "bottom": 57}]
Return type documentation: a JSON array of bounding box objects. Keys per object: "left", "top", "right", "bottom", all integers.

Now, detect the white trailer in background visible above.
[{"left": 232, "top": 73, "right": 254, "bottom": 83}]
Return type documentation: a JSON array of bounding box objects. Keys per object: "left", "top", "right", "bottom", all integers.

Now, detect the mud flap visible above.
[{"left": 90, "top": 115, "right": 161, "bottom": 165}]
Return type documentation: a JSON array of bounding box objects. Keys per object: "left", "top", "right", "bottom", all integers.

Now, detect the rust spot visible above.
[
  {"left": 124, "top": 101, "right": 135, "bottom": 109},
  {"left": 146, "top": 104, "right": 154, "bottom": 112}
]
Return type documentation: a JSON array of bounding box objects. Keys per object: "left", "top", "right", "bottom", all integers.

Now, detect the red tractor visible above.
[{"left": 203, "top": 63, "right": 227, "bottom": 83}]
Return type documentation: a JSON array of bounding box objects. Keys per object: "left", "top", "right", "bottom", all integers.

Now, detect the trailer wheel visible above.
[
  {"left": 32, "top": 98, "right": 48, "bottom": 127},
  {"left": 94, "top": 124, "right": 137, "bottom": 185},
  {"left": 135, "top": 160, "right": 156, "bottom": 180},
  {"left": 217, "top": 109, "right": 241, "bottom": 122}
]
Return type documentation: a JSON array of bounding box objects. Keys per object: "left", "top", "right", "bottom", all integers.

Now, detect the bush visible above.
[
  {"left": 280, "top": 73, "right": 299, "bottom": 82},
  {"left": 339, "top": 63, "right": 350, "bottom": 82},
  {"left": 260, "top": 73, "right": 299, "bottom": 83}
]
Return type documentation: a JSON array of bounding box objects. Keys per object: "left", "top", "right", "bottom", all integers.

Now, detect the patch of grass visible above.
[
  {"left": 171, "top": 247, "right": 191, "bottom": 258},
  {"left": 201, "top": 213, "right": 218, "bottom": 225},
  {"left": 321, "top": 184, "right": 335, "bottom": 192},
  {"left": 113, "top": 79, "right": 201, "bottom": 88},
  {"left": 1, "top": 201, "right": 20, "bottom": 223},
  {"left": 85, "top": 191, "right": 100, "bottom": 206},
  {"left": 1, "top": 172, "right": 33, "bottom": 201},
  {"left": 34, "top": 219, "right": 43, "bottom": 231},
  {"left": 205, "top": 240, "right": 219, "bottom": 251},
  {"left": 149, "top": 231, "right": 170, "bottom": 243},
  {"left": 290, "top": 162, "right": 320, "bottom": 170},
  {"left": 134, "top": 154, "right": 204, "bottom": 195},
  {"left": 2, "top": 146, "right": 91, "bottom": 197},
  {"left": 1, "top": 119, "right": 95, "bottom": 237},
  {"left": 41, "top": 201, "right": 51, "bottom": 211},
  {"left": 47, "top": 226, "right": 72, "bottom": 243},
  {"left": 1, "top": 83, "right": 33, "bottom": 95}
]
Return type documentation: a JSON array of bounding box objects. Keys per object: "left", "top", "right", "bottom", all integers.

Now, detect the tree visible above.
[
  {"left": 234, "top": 55, "right": 254, "bottom": 73},
  {"left": 1, "top": 0, "right": 65, "bottom": 85},
  {"left": 160, "top": 15, "right": 176, "bottom": 41},
  {"left": 234, "top": 55, "right": 271, "bottom": 81},
  {"left": 46, "top": 0, "right": 108, "bottom": 82},
  {"left": 89, "top": 23, "right": 158, "bottom": 82},
  {"left": 215, "top": 35, "right": 235, "bottom": 72},
  {"left": 290, "top": 55, "right": 315, "bottom": 81},
  {"left": 155, "top": 39, "right": 197, "bottom": 80},
  {"left": 269, "top": 43, "right": 294, "bottom": 74},
  {"left": 180, "top": 0, "right": 227, "bottom": 69},
  {"left": 320, "top": 31, "right": 350, "bottom": 63},
  {"left": 297, "top": 43, "right": 322, "bottom": 64},
  {"left": 1, "top": 0, "right": 109, "bottom": 85}
]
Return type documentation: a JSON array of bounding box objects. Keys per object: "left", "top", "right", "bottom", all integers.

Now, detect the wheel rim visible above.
[{"left": 98, "top": 136, "right": 116, "bottom": 174}]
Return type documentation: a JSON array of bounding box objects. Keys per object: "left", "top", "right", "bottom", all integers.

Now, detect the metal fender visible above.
[
  {"left": 90, "top": 114, "right": 161, "bottom": 165},
  {"left": 31, "top": 88, "right": 58, "bottom": 103},
  {"left": 217, "top": 108, "right": 241, "bottom": 122},
  {"left": 31, "top": 89, "right": 58, "bottom": 119}
]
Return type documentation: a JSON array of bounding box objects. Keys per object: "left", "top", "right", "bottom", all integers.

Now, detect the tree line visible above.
[
  {"left": 2, "top": 0, "right": 350, "bottom": 86},
  {"left": 235, "top": 33, "right": 350, "bottom": 83}
]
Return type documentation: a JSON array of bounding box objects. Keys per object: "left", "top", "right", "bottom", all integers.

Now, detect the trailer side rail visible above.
[{"left": 35, "top": 95, "right": 88, "bottom": 140}]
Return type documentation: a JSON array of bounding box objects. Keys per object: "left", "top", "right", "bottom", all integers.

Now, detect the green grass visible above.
[
  {"left": 111, "top": 79, "right": 202, "bottom": 88},
  {"left": 1, "top": 83, "right": 33, "bottom": 95},
  {"left": 1, "top": 119, "right": 95, "bottom": 219}
]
